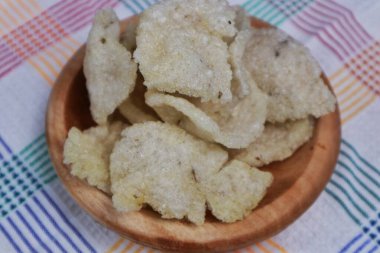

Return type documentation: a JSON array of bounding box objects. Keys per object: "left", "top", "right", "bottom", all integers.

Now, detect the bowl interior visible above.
[{"left": 46, "top": 16, "right": 341, "bottom": 253}]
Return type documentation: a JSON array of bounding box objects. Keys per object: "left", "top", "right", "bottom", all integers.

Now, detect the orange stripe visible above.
[
  {"left": 45, "top": 46, "right": 65, "bottom": 67},
  {"left": 106, "top": 238, "right": 125, "bottom": 253},
  {"left": 52, "top": 41, "right": 71, "bottom": 61},
  {"left": 65, "top": 35, "right": 81, "bottom": 50},
  {"left": 256, "top": 243, "right": 271, "bottom": 253},
  {"left": 17, "top": 0, "right": 36, "bottom": 17},
  {"left": 3, "top": 33, "right": 27, "bottom": 58},
  {"left": 266, "top": 239, "right": 287, "bottom": 253},
  {"left": 0, "top": 14, "right": 13, "bottom": 35},
  {"left": 339, "top": 84, "right": 366, "bottom": 106},
  {"left": 328, "top": 66, "right": 345, "bottom": 81},
  {"left": 336, "top": 78, "right": 358, "bottom": 97},
  {"left": 0, "top": 1, "right": 19, "bottom": 25},
  {"left": 120, "top": 242, "right": 135, "bottom": 253},
  {"left": 134, "top": 246, "right": 145, "bottom": 253},
  {"left": 342, "top": 94, "right": 377, "bottom": 124},
  {"left": 6, "top": 0, "right": 28, "bottom": 21},
  {"left": 28, "top": 58, "right": 54, "bottom": 85},
  {"left": 332, "top": 73, "right": 352, "bottom": 90},
  {"left": 36, "top": 53, "right": 59, "bottom": 78},
  {"left": 28, "top": 0, "right": 41, "bottom": 10},
  {"left": 246, "top": 247, "right": 257, "bottom": 253},
  {"left": 341, "top": 88, "right": 372, "bottom": 115}
]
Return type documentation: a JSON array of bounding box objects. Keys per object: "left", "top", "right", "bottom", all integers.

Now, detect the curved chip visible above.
[
  {"left": 229, "top": 30, "right": 254, "bottom": 97},
  {"left": 146, "top": 78, "right": 267, "bottom": 149},
  {"left": 233, "top": 118, "right": 314, "bottom": 167},
  {"left": 234, "top": 5, "right": 251, "bottom": 31},
  {"left": 118, "top": 76, "right": 158, "bottom": 124},
  {"left": 243, "top": 28, "right": 336, "bottom": 122},
  {"left": 195, "top": 160, "right": 272, "bottom": 223},
  {"left": 110, "top": 122, "right": 228, "bottom": 225},
  {"left": 120, "top": 16, "right": 139, "bottom": 52},
  {"left": 84, "top": 9, "right": 138, "bottom": 124},
  {"left": 63, "top": 122, "right": 125, "bottom": 193},
  {"left": 134, "top": 0, "right": 236, "bottom": 102}
]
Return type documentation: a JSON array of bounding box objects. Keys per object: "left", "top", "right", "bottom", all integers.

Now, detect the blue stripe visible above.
[
  {"left": 25, "top": 203, "right": 67, "bottom": 253},
  {"left": 342, "top": 139, "right": 380, "bottom": 177},
  {"left": 337, "top": 160, "right": 380, "bottom": 202},
  {"left": 120, "top": 0, "right": 138, "bottom": 14},
  {"left": 325, "top": 187, "right": 361, "bottom": 225},
  {"left": 334, "top": 170, "right": 376, "bottom": 211},
  {"left": 368, "top": 245, "right": 379, "bottom": 253},
  {"left": 329, "top": 179, "right": 368, "bottom": 218},
  {"left": 0, "top": 136, "right": 12, "bottom": 154},
  {"left": 131, "top": 0, "right": 145, "bottom": 11},
  {"left": 353, "top": 239, "right": 371, "bottom": 253},
  {"left": 0, "top": 223, "right": 22, "bottom": 252},
  {"left": 7, "top": 216, "right": 38, "bottom": 253},
  {"left": 0, "top": 151, "right": 3, "bottom": 160},
  {"left": 41, "top": 189, "right": 96, "bottom": 253},
  {"left": 340, "top": 233, "right": 363, "bottom": 253},
  {"left": 16, "top": 210, "right": 52, "bottom": 253},
  {"left": 33, "top": 196, "right": 81, "bottom": 253},
  {"left": 340, "top": 150, "right": 380, "bottom": 188}
]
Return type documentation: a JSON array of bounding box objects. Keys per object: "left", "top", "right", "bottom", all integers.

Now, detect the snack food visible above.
[
  {"left": 63, "top": 122, "right": 125, "bottom": 193},
  {"left": 110, "top": 122, "right": 228, "bottom": 224},
  {"left": 62, "top": 0, "right": 336, "bottom": 225},
  {"left": 243, "top": 28, "right": 336, "bottom": 122},
  {"left": 84, "top": 9, "right": 137, "bottom": 124},
  {"left": 145, "top": 83, "right": 267, "bottom": 149},
  {"left": 134, "top": 0, "right": 236, "bottom": 102},
  {"left": 233, "top": 118, "right": 315, "bottom": 167}
]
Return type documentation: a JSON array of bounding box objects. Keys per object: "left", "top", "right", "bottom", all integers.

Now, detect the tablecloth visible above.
[{"left": 0, "top": 0, "right": 379, "bottom": 252}]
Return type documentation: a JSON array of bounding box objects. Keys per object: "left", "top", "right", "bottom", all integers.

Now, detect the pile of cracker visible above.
[{"left": 63, "top": 0, "right": 336, "bottom": 224}]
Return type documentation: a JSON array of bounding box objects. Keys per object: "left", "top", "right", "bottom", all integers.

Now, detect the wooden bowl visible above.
[{"left": 46, "top": 16, "right": 341, "bottom": 253}]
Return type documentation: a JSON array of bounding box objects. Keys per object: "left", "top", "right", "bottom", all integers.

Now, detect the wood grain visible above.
[{"left": 46, "top": 16, "right": 341, "bottom": 253}]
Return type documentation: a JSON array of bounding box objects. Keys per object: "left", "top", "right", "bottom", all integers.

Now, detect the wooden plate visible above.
[{"left": 46, "top": 16, "right": 341, "bottom": 253}]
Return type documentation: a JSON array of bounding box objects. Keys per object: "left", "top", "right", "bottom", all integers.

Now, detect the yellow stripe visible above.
[
  {"left": 0, "top": 1, "right": 19, "bottom": 26},
  {"left": 106, "top": 238, "right": 125, "bottom": 253},
  {"left": 246, "top": 247, "right": 257, "bottom": 253},
  {"left": 6, "top": 0, "right": 28, "bottom": 21},
  {"left": 266, "top": 239, "right": 287, "bottom": 253},
  {"left": 27, "top": 58, "right": 54, "bottom": 85},
  {"left": 17, "top": 0, "right": 37, "bottom": 18},
  {"left": 120, "top": 242, "right": 135, "bottom": 253},
  {"left": 339, "top": 84, "right": 366, "bottom": 106},
  {"left": 134, "top": 246, "right": 145, "bottom": 253},
  {"left": 37, "top": 53, "right": 59, "bottom": 79},
  {"left": 336, "top": 78, "right": 358, "bottom": 97},
  {"left": 341, "top": 88, "right": 372, "bottom": 115},
  {"left": 342, "top": 94, "right": 377, "bottom": 124},
  {"left": 256, "top": 243, "right": 271, "bottom": 253},
  {"left": 329, "top": 66, "right": 346, "bottom": 81},
  {"left": 332, "top": 72, "right": 352, "bottom": 90},
  {"left": 45, "top": 45, "right": 65, "bottom": 67}
]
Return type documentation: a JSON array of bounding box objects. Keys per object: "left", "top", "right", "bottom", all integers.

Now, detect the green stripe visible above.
[
  {"left": 29, "top": 149, "right": 48, "bottom": 167},
  {"left": 247, "top": 0, "right": 266, "bottom": 13},
  {"left": 34, "top": 157, "right": 51, "bottom": 173},
  {"left": 334, "top": 170, "right": 376, "bottom": 211},
  {"left": 44, "top": 174, "right": 57, "bottom": 184},
  {"left": 38, "top": 167, "right": 55, "bottom": 179},
  {"left": 19, "top": 134, "right": 45, "bottom": 156},
  {"left": 259, "top": 5, "right": 278, "bottom": 20},
  {"left": 337, "top": 161, "right": 380, "bottom": 202},
  {"left": 329, "top": 179, "right": 368, "bottom": 218},
  {"left": 23, "top": 140, "right": 46, "bottom": 162},
  {"left": 340, "top": 150, "right": 380, "bottom": 188},
  {"left": 342, "top": 140, "right": 380, "bottom": 177},
  {"left": 325, "top": 187, "right": 361, "bottom": 225},
  {"left": 251, "top": 1, "right": 272, "bottom": 17}
]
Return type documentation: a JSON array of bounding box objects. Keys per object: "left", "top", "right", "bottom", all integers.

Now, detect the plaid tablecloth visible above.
[{"left": 0, "top": 0, "right": 379, "bottom": 252}]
